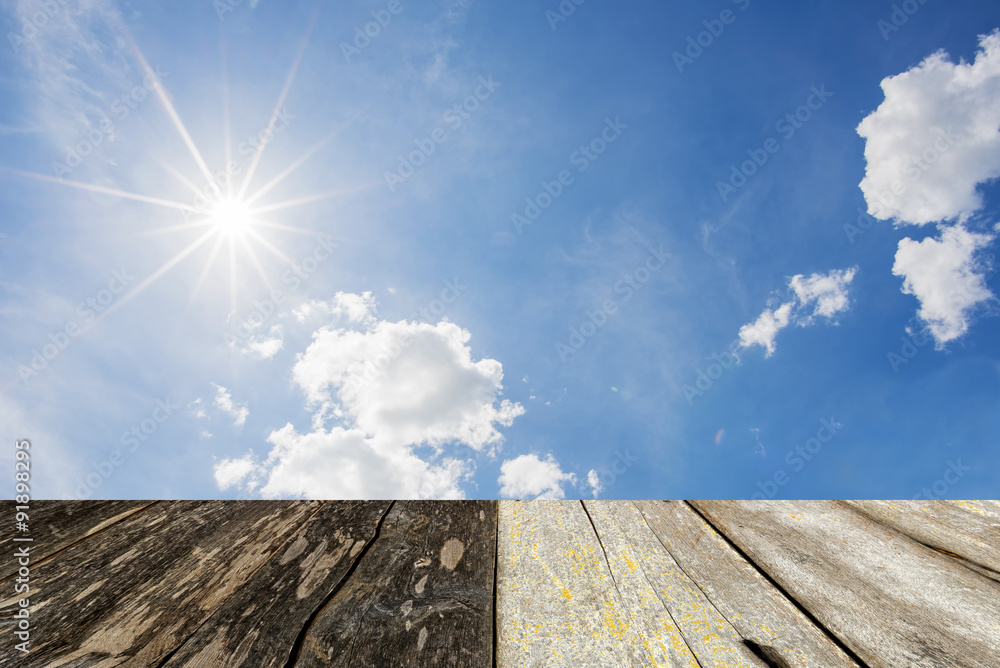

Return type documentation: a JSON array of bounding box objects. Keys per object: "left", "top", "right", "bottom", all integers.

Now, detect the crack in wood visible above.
[
  {"left": 281, "top": 500, "right": 396, "bottom": 668},
  {"left": 686, "top": 502, "right": 878, "bottom": 668}
]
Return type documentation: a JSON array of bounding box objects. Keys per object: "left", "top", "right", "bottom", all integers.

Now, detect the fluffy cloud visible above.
[
  {"left": 498, "top": 454, "right": 576, "bottom": 500},
  {"left": 892, "top": 225, "right": 995, "bottom": 346},
  {"left": 738, "top": 302, "right": 794, "bottom": 356},
  {"left": 738, "top": 268, "right": 856, "bottom": 356},
  {"left": 857, "top": 31, "right": 1000, "bottom": 225},
  {"left": 212, "top": 383, "right": 249, "bottom": 427},
  {"left": 587, "top": 469, "right": 602, "bottom": 497},
  {"left": 214, "top": 293, "right": 524, "bottom": 499}
]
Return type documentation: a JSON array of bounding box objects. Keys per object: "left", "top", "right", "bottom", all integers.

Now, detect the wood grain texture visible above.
[
  {"left": 0, "top": 500, "right": 154, "bottom": 579},
  {"left": 844, "top": 500, "right": 1000, "bottom": 577},
  {"left": 582, "top": 501, "right": 770, "bottom": 667},
  {"left": 293, "top": 500, "right": 496, "bottom": 668},
  {"left": 160, "top": 500, "right": 391, "bottom": 668},
  {"left": 0, "top": 500, "right": 320, "bottom": 668},
  {"left": 497, "top": 500, "right": 703, "bottom": 668},
  {"left": 635, "top": 500, "right": 860, "bottom": 668},
  {"left": 692, "top": 500, "right": 1000, "bottom": 668}
]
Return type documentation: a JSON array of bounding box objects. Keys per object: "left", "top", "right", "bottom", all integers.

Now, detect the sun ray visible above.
[
  {"left": 243, "top": 121, "right": 352, "bottom": 206},
  {"left": 221, "top": 38, "right": 234, "bottom": 199},
  {"left": 159, "top": 161, "right": 206, "bottom": 199},
  {"left": 3, "top": 167, "right": 197, "bottom": 212},
  {"left": 134, "top": 219, "right": 214, "bottom": 238},
  {"left": 189, "top": 232, "right": 227, "bottom": 305},
  {"left": 244, "top": 227, "right": 300, "bottom": 268},
  {"left": 248, "top": 184, "right": 370, "bottom": 215},
  {"left": 124, "top": 34, "right": 215, "bottom": 183},
  {"left": 228, "top": 236, "right": 238, "bottom": 315},
  {"left": 90, "top": 228, "right": 219, "bottom": 328},
  {"left": 236, "top": 4, "right": 321, "bottom": 199},
  {"left": 239, "top": 233, "right": 273, "bottom": 290},
  {"left": 249, "top": 219, "right": 323, "bottom": 236}
]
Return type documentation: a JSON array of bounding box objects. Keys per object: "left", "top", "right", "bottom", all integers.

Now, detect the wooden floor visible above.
[{"left": 1, "top": 500, "right": 998, "bottom": 667}]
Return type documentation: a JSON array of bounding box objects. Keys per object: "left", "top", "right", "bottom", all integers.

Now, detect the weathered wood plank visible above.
[
  {"left": 844, "top": 500, "right": 1000, "bottom": 577},
  {"left": 635, "top": 500, "right": 860, "bottom": 667},
  {"left": 159, "top": 500, "right": 391, "bottom": 668},
  {"left": 294, "top": 500, "right": 496, "bottom": 668},
  {"left": 692, "top": 500, "right": 1000, "bottom": 668},
  {"left": 583, "top": 500, "right": 775, "bottom": 667},
  {"left": 497, "top": 500, "right": 703, "bottom": 667},
  {"left": 0, "top": 500, "right": 154, "bottom": 579},
  {"left": 0, "top": 500, "right": 320, "bottom": 667}
]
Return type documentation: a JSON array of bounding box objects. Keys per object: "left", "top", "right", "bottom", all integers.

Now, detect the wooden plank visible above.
[
  {"left": 159, "top": 500, "right": 391, "bottom": 667},
  {"left": 844, "top": 500, "right": 1000, "bottom": 577},
  {"left": 0, "top": 500, "right": 154, "bottom": 579},
  {"left": 692, "top": 500, "right": 1000, "bottom": 668},
  {"left": 497, "top": 500, "right": 704, "bottom": 667},
  {"left": 0, "top": 500, "right": 320, "bottom": 667},
  {"left": 635, "top": 500, "right": 860, "bottom": 667},
  {"left": 293, "top": 500, "right": 496, "bottom": 668},
  {"left": 582, "top": 500, "right": 779, "bottom": 667}
]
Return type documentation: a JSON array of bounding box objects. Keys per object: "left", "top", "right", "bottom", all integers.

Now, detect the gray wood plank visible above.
[
  {"left": 159, "top": 500, "right": 391, "bottom": 668},
  {"left": 496, "top": 500, "right": 703, "bottom": 667},
  {"left": 692, "top": 500, "right": 1000, "bottom": 668},
  {"left": 583, "top": 501, "right": 772, "bottom": 667},
  {"left": 844, "top": 500, "right": 1000, "bottom": 577},
  {"left": 0, "top": 500, "right": 154, "bottom": 579},
  {"left": 0, "top": 500, "right": 319, "bottom": 667},
  {"left": 635, "top": 500, "right": 861, "bottom": 667},
  {"left": 293, "top": 500, "right": 496, "bottom": 668}
]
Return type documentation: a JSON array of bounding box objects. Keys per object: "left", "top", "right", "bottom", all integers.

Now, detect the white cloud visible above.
[
  {"left": 587, "top": 469, "right": 602, "bottom": 497},
  {"left": 498, "top": 454, "right": 576, "bottom": 500},
  {"left": 857, "top": 30, "right": 1000, "bottom": 225},
  {"left": 892, "top": 225, "right": 995, "bottom": 345},
  {"left": 738, "top": 302, "right": 794, "bottom": 357},
  {"left": 214, "top": 454, "right": 256, "bottom": 490},
  {"left": 739, "top": 267, "right": 857, "bottom": 356},
  {"left": 293, "top": 292, "right": 377, "bottom": 325},
  {"left": 245, "top": 327, "right": 284, "bottom": 359},
  {"left": 213, "top": 293, "right": 524, "bottom": 499},
  {"left": 790, "top": 267, "right": 857, "bottom": 321},
  {"left": 212, "top": 383, "right": 249, "bottom": 427}
]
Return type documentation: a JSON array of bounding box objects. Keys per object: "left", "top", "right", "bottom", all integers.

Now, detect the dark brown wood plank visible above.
[
  {"left": 635, "top": 500, "right": 860, "bottom": 667},
  {"left": 293, "top": 500, "right": 496, "bottom": 668},
  {"left": 0, "top": 500, "right": 319, "bottom": 667},
  {"left": 692, "top": 500, "right": 1000, "bottom": 668},
  {"left": 0, "top": 500, "right": 154, "bottom": 579},
  {"left": 159, "top": 500, "right": 391, "bottom": 668},
  {"left": 844, "top": 500, "right": 1000, "bottom": 577}
]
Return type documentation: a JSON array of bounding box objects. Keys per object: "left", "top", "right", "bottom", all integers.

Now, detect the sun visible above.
[{"left": 207, "top": 197, "right": 252, "bottom": 238}]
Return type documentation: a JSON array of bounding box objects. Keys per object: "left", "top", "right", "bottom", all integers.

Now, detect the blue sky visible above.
[{"left": 1, "top": 0, "right": 999, "bottom": 500}]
